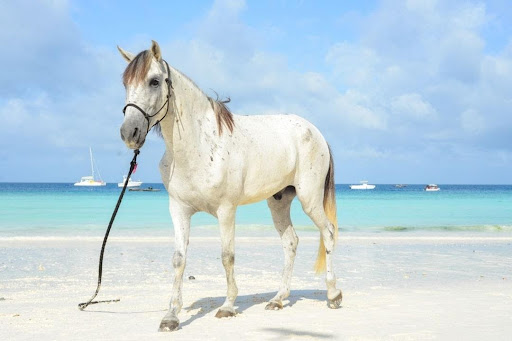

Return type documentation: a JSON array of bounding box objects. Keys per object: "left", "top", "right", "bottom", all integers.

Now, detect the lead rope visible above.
[{"left": 78, "top": 149, "right": 140, "bottom": 310}]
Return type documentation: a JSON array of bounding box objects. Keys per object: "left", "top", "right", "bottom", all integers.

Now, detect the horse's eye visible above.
[{"left": 150, "top": 78, "right": 160, "bottom": 87}]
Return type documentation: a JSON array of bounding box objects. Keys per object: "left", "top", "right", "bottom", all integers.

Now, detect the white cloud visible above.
[
  {"left": 210, "top": 0, "right": 246, "bottom": 14},
  {"left": 450, "top": 2, "right": 487, "bottom": 30},
  {"left": 460, "top": 109, "right": 485, "bottom": 135},
  {"left": 390, "top": 93, "right": 437, "bottom": 120},
  {"left": 406, "top": 0, "right": 438, "bottom": 13},
  {"left": 0, "top": 0, "right": 127, "bottom": 153},
  {"left": 333, "top": 90, "right": 387, "bottom": 130},
  {"left": 327, "top": 1, "right": 511, "bottom": 151},
  {"left": 325, "top": 42, "right": 380, "bottom": 87},
  {"left": 438, "top": 29, "right": 484, "bottom": 83},
  {"left": 340, "top": 145, "right": 388, "bottom": 159},
  {"left": 0, "top": 0, "right": 99, "bottom": 96},
  {"left": 482, "top": 52, "right": 512, "bottom": 97},
  {"left": 0, "top": 98, "right": 30, "bottom": 128}
]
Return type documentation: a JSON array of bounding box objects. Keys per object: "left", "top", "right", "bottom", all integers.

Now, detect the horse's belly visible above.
[{"left": 239, "top": 155, "right": 295, "bottom": 205}]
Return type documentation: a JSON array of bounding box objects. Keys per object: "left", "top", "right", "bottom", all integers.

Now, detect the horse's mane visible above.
[
  {"left": 207, "top": 96, "right": 234, "bottom": 135},
  {"left": 122, "top": 50, "right": 235, "bottom": 136}
]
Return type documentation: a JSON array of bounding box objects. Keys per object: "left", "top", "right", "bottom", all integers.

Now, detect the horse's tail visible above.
[{"left": 314, "top": 145, "right": 338, "bottom": 274}]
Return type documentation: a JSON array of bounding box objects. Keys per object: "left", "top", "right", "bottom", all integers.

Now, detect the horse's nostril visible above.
[{"left": 132, "top": 127, "right": 138, "bottom": 138}]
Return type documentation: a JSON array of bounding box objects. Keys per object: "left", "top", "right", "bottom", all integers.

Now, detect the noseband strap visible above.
[{"left": 122, "top": 60, "right": 172, "bottom": 133}]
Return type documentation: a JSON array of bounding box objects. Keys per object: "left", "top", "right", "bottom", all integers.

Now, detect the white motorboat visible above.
[
  {"left": 425, "top": 184, "right": 440, "bottom": 191},
  {"left": 118, "top": 175, "right": 143, "bottom": 188},
  {"left": 349, "top": 180, "right": 376, "bottom": 190},
  {"left": 74, "top": 148, "right": 106, "bottom": 186}
]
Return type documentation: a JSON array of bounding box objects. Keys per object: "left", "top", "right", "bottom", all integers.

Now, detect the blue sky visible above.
[{"left": 0, "top": 0, "right": 511, "bottom": 184}]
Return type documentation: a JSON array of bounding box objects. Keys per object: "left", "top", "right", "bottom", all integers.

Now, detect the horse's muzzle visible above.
[{"left": 120, "top": 123, "right": 146, "bottom": 149}]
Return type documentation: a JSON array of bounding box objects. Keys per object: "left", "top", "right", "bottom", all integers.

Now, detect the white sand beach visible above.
[{"left": 1, "top": 235, "right": 511, "bottom": 340}]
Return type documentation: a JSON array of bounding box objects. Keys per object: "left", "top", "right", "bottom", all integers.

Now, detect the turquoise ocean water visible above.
[{"left": 1, "top": 183, "right": 511, "bottom": 238}]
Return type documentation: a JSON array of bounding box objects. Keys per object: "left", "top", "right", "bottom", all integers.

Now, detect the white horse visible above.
[{"left": 118, "top": 41, "right": 342, "bottom": 332}]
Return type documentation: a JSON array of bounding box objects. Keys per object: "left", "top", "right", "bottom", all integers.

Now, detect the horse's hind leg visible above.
[
  {"left": 266, "top": 186, "right": 298, "bottom": 310},
  {"left": 296, "top": 187, "right": 342, "bottom": 309}
]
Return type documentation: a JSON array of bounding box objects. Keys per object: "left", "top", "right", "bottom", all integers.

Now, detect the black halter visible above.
[{"left": 122, "top": 60, "right": 172, "bottom": 133}]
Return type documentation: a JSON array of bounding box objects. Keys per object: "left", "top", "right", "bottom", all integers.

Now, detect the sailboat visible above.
[{"left": 74, "top": 147, "right": 106, "bottom": 186}]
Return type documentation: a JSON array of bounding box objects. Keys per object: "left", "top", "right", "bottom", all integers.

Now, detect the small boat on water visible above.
[
  {"left": 425, "top": 184, "right": 440, "bottom": 191},
  {"left": 350, "top": 180, "right": 376, "bottom": 190},
  {"left": 129, "top": 186, "right": 160, "bottom": 192},
  {"left": 118, "top": 175, "right": 143, "bottom": 188},
  {"left": 74, "top": 147, "right": 106, "bottom": 186},
  {"left": 395, "top": 184, "right": 407, "bottom": 188}
]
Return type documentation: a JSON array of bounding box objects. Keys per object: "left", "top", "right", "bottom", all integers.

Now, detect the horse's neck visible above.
[{"left": 160, "top": 67, "right": 216, "bottom": 158}]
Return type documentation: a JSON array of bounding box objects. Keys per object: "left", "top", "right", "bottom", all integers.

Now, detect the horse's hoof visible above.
[
  {"left": 215, "top": 308, "right": 236, "bottom": 318},
  {"left": 265, "top": 301, "right": 283, "bottom": 310},
  {"left": 158, "top": 318, "right": 179, "bottom": 332},
  {"left": 327, "top": 291, "right": 343, "bottom": 309}
]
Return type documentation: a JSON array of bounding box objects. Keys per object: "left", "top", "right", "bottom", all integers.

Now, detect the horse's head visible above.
[{"left": 118, "top": 40, "right": 171, "bottom": 149}]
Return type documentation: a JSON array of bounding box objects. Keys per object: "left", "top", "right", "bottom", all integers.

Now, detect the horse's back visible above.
[{"left": 234, "top": 113, "right": 329, "bottom": 163}]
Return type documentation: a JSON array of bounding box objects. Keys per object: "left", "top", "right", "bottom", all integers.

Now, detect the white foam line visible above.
[{"left": 1, "top": 235, "right": 512, "bottom": 243}]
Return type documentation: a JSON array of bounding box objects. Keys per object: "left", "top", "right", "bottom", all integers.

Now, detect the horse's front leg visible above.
[
  {"left": 159, "top": 199, "right": 193, "bottom": 332},
  {"left": 215, "top": 205, "right": 238, "bottom": 318}
]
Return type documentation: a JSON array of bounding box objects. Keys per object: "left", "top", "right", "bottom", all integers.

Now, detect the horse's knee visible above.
[
  {"left": 173, "top": 251, "right": 184, "bottom": 269},
  {"left": 221, "top": 251, "right": 234, "bottom": 268}
]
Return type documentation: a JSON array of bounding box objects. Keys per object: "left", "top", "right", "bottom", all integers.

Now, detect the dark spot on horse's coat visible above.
[
  {"left": 326, "top": 250, "right": 331, "bottom": 254},
  {"left": 188, "top": 275, "right": 195, "bottom": 280},
  {"left": 210, "top": 156, "right": 213, "bottom": 161},
  {"left": 302, "top": 128, "right": 313, "bottom": 143}
]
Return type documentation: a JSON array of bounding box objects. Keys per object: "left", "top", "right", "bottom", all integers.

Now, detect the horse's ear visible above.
[
  {"left": 151, "top": 40, "right": 162, "bottom": 61},
  {"left": 117, "top": 46, "right": 135, "bottom": 63}
]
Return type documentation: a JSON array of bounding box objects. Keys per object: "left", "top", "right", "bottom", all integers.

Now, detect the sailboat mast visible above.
[{"left": 89, "top": 147, "right": 94, "bottom": 179}]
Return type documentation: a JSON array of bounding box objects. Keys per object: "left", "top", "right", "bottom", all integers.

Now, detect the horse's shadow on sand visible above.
[
  {"left": 85, "top": 290, "right": 331, "bottom": 337},
  {"left": 180, "top": 289, "right": 327, "bottom": 329}
]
